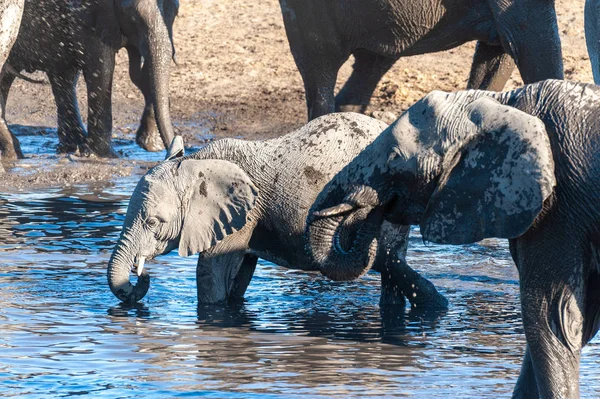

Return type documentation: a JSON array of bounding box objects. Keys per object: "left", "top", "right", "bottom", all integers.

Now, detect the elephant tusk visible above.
[
  {"left": 136, "top": 256, "right": 146, "bottom": 277},
  {"left": 314, "top": 202, "right": 355, "bottom": 218}
]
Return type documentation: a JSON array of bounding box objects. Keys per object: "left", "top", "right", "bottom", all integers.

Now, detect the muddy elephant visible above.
[
  {"left": 107, "top": 113, "right": 448, "bottom": 310},
  {"left": 1, "top": 0, "right": 178, "bottom": 158},
  {"left": 307, "top": 80, "right": 600, "bottom": 398},
  {"left": 0, "top": 0, "right": 23, "bottom": 161},
  {"left": 279, "top": 0, "right": 565, "bottom": 120}
]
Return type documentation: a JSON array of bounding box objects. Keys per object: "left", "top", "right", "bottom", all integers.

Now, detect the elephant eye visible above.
[{"left": 146, "top": 217, "right": 159, "bottom": 228}]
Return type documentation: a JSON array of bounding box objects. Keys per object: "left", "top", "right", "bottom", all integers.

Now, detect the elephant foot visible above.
[
  {"left": 380, "top": 292, "right": 407, "bottom": 307},
  {"left": 56, "top": 141, "right": 82, "bottom": 155},
  {"left": 136, "top": 120, "right": 165, "bottom": 152},
  {"left": 407, "top": 284, "right": 449, "bottom": 311},
  {"left": 85, "top": 139, "right": 119, "bottom": 158},
  {"left": 0, "top": 122, "right": 24, "bottom": 159}
]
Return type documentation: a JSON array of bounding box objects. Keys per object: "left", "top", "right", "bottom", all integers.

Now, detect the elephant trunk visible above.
[
  {"left": 107, "top": 239, "right": 150, "bottom": 303},
  {"left": 143, "top": 5, "right": 175, "bottom": 149},
  {"left": 307, "top": 185, "right": 383, "bottom": 281}
]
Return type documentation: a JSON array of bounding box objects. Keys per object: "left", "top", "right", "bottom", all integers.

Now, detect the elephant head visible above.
[
  {"left": 97, "top": 0, "right": 179, "bottom": 151},
  {"left": 307, "top": 92, "right": 556, "bottom": 281},
  {"left": 107, "top": 143, "right": 258, "bottom": 303}
]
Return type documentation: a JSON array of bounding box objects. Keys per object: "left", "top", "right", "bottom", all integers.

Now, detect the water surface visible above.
[{"left": 0, "top": 137, "right": 599, "bottom": 398}]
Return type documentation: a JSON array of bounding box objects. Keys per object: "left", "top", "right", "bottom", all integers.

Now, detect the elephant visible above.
[
  {"left": 306, "top": 79, "right": 600, "bottom": 398},
  {"left": 0, "top": 0, "right": 23, "bottom": 161},
  {"left": 107, "top": 113, "right": 448, "bottom": 311},
  {"left": 0, "top": 0, "right": 178, "bottom": 159},
  {"left": 279, "top": 0, "right": 565, "bottom": 120}
]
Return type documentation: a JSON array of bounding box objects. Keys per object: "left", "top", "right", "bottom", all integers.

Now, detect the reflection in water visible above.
[{"left": 0, "top": 180, "right": 599, "bottom": 398}]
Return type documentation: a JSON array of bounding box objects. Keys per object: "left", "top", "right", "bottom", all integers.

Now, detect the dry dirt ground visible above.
[{"left": 0, "top": 0, "right": 594, "bottom": 190}]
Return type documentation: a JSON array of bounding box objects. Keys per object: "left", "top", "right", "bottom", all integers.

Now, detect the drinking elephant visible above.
[
  {"left": 1, "top": 0, "right": 178, "bottom": 158},
  {"left": 279, "top": 0, "right": 564, "bottom": 120},
  {"left": 0, "top": 0, "right": 23, "bottom": 161},
  {"left": 107, "top": 113, "right": 448, "bottom": 310},
  {"left": 306, "top": 80, "right": 600, "bottom": 398}
]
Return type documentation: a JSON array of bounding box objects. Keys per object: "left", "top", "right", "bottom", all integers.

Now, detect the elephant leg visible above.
[
  {"left": 376, "top": 223, "right": 448, "bottom": 309},
  {"left": 335, "top": 49, "right": 397, "bottom": 114},
  {"left": 49, "top": 71, "right": 87, "bottom": 154},
  {"left": 126, "top": 46, "right": 164, "bottom": 152},
  {"left": 467, "top": 41, "right": 515, "bottom": 91},
  {"left": 379, "top": 265, "right": 407, "bottom": 307},
  {"left": 281, "top": 7, "right": 345, "bottom": 120},
  {"left": 510, "top": 235, "right": 584, "bottom": 399},
  {"left": 1, "top": 71, "right": 15, "bottom": 118},
  {"left": 512, "top": 346, "right": 540, "bottom": 399},
  {"left": 0, "top": 73, "right": 22, "bottom": 159},
  {"left": 491, "top": 2, "right": 563, "bottom": 83},
  {"left": 196, "top": 224, "right": 254, "bottom": 304},
  {"left": 83, "top": 47, "right": 117, "bottom": 158},
  {"left": 228, "top": 254, "right": 258, "bottom": 302},
  {"left": 299, "top": 55, "right": 341, "bottom": 120}
]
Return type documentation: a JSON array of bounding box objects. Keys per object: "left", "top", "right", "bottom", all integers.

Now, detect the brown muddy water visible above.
[{"left": 0, "top": 130, "right": 599, "bottom": 398}]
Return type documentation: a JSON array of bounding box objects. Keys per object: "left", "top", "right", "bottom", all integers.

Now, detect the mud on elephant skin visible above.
[
  {"left": 2, "top": 0, "right": 178, "bottom": 158},
  {"left": 279, "top": 0, "right": 566, "bottom": 120},
  {"left": 307, "top": 80, "right": 600, "bottom": 398},
  {"left": 108, "top": 114, "right": 448, "bottom": 311}
]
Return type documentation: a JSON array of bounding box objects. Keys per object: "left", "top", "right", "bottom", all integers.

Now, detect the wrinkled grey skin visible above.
[
  {"left": 307, "top": 80, "right": 600, "bottom": 398},
  {"left": 279, "top": 0, "right": 564, "bottom": 120},
  {"left": 108, "top": 113, "right": 448, "bottom": 311},
  {"left": 0, "top": 0, "right": 23, "bottom": 161},
  {"left": 2, "top": 0, "right": 178, "bottom": 158}
]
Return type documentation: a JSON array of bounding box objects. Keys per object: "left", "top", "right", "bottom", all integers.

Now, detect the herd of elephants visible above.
[{"left": 3, "top": 0, "right": 600, "bottom": 397}]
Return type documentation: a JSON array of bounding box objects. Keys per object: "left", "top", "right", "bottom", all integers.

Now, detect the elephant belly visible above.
[
  {"left": 355, "top": 0, "right": 496, "bottom": 58},
  {"left": 249, "top": 226, "right": 320, "bottom": 272}
]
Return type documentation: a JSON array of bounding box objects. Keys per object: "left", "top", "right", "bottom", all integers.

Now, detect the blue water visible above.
[{"left": 0, "top": 132, "right": 599, "bottom": 398}]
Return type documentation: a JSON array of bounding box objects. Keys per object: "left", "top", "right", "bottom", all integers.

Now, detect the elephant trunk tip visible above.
[{"left": 107, "top": 259, "right": 151, "bottom": 304}]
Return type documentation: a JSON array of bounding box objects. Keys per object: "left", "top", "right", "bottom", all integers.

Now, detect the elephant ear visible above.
[
  {"left": 421, "top": 97, "right": 556, "bottom": 244},
  {"left": 178, "top": 159, "right": 258, "bottom": 257}
]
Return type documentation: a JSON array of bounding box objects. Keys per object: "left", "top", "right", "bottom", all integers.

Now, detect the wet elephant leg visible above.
[
  {"left": 467, "top": 41, "right": 516, "bottom": 91},
  {"left": 335, "top": 49, "right": 397, "bottom": 113},
  {"left": 196, "top": 224, "right": 254, "bottom": 304},
  {"left": 49, "top": 70, "right": 87, "bottom": 154},
  {"left": 127, "top": 47, "right": 164, "bottom": 152},
  {"left": 512, "top": 346, "right": 540, "bottom": 399},
  {"left": 376, "top": 223, "right": 448, "bottom": 310},
  {"left": 228, "top": 254, "right": 258, "bottom": 302},
  {"left": 83, "top": 45, "right": 117, "bottom": 158},
  {"left": 510, "top": 231, "right": 584, "bottom": 399},
  {"left": 0, "top": 71, "right": 22, "bottom": 159}
]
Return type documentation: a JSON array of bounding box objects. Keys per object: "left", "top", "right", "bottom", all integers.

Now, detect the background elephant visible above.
[
  {"left": 307, "top": 80, "right": 600, "bottom": 398},
  {"left": 1, "top": 0, "right": 178, "bottom": 158},
  {"left": 0, "top": 0, "right": 23, "bottom": 161},
  {"left": 108, "top": 113, "right": 448, "bottom": 310},
  {"left": 279, "top": 0, "right": 564, "bottom": 120}
]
